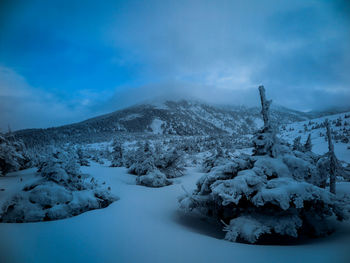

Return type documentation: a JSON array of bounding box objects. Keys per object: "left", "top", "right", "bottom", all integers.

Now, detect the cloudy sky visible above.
[{"left": 0, "top": 0, "right": 349, "bottom": 130}]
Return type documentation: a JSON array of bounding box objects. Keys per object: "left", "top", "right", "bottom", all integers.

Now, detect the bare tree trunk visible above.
[
  {"left": 253, "top": 86, "right": 278, "bottom": 157},
  {"left": 325, "top": 119, "right": 336, "bottom": 194},
  {"left": 258, "top": 85, "right": 272, "bottom": 130}
]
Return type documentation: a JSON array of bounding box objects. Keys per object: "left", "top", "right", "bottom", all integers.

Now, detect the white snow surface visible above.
[
  {"left": 150, "top": 118, "right": 164, "bottom": 134},
  {"left": 280, "top": 112, "right": 350, "bottom": 163},
  {"left": 1, "top": 162, "right": 350, "bottom": 263},
  {"left": 119, "top": 113, "right": 142, "bottom": 121}
]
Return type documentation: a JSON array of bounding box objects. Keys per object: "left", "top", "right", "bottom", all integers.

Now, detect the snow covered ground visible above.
[
  {"left": 280, "top": 112, "right": 350, "bottom": 163},
  {"left": 1, "top": 162, "right": 350, "bottom": 263}
]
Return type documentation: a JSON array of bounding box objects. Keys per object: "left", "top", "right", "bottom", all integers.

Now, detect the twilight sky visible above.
[{"left": 0, "top": 0, "right": 349, "bottom": 130}]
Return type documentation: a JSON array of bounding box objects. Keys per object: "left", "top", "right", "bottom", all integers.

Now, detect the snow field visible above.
[{"left": 1, "top": 163, "right": 350, "bottom": 263}]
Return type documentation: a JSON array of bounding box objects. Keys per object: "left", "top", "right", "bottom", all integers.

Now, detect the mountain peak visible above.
[{"left": 14, "top": 99, "right": 313, "bottom": 147}]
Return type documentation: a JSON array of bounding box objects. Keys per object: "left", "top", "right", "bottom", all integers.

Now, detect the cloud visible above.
[
  {"left": 98, "top": 81, "right": 262, "bottom": 114},
  {"left": 103, "top": 0, "right": 350, "bottom": 110},
  {"left": 0, "top": 66, "right": 97, "bottom": 131}
]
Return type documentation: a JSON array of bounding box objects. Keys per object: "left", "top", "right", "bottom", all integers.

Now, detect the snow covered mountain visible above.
[
  {"left": 279, "top": 111, "right": 350, "bottom": 162},
  {"left": 13, "top": 100, "right": 310, "bottom": 147},
  {"left": 13, "top": 100, "right": 316, "bottom": 147}
]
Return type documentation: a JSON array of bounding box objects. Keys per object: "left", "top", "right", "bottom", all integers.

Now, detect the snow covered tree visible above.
[
  {"left": 292, "top": 134, "right": 312, "bottom": 153},
  {"left": 76, "top": 147, "right": 90, "bottom": 166},
  {"left": 156, "top": 148, "right": 185, "bottom": 179},
  {"left": 123, "top": 141, "right": 185, "bottom": 187},
  {"left": 315, "top": 120, "right": 347, "bottom": 191},
  {"left": 179, "top": 86, "right": 349, "bottom": 244},
  {"left": 0, "top": 133, "right": 30, "bottom": 175},
  {"left": 110, "top": 139, "right": 124, "bottom": 167},
  {"left": 0, "top": 149, "right": 117, "bottom": 222},
  {"left": 37, "top": 150, "right": 84, "bottom": 190},
  {"left": 292, "top": 136, "right": 302, "bottom": 151},
  {"left": 127, "top": 141, "right": 156, "bottom": 176},
  {"left": 202, "top": 146, "right": 231, "bottom": 173},
  {"left": 304, "top": 134, "right": 312, "bottom": 152},
  {"left": 335, "top": 117, "right": 342, "bottom": 127},
  {"left": 325, "top": 119, "right": 338, "bottom": 194},
  {"left": 252, "top": 86, "right": 278, "bottom": 157}
]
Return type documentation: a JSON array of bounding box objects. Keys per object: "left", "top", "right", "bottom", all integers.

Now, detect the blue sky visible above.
[{"left": 0, "top": 0, "right": 349, "bottom": 130}]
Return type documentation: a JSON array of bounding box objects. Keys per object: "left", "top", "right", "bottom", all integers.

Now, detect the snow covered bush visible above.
[
  {"left": 110, "top": 139, "right": 124, "bottom": 167},
  {"left": 136, "top": 170, "right": 171, "bottom": 188},
  {"left": 0, "top": 150, "right": 117, "bottom": 223},
  {"left": 179, "top": 86, "right": 349, "bottom": 244},
  {"left": 0, "top": 133, "right": 30, "bottom": 175},
  {"left": 123, "top": 141, "right": 184, "bottom": 187},
  {"left": 76, "top": 147, "right": 90, "bottom": 166},
  {"left": 156, "top": 147, "right": 185, "bottom": 178},
  {"left": 127, "top": 141, "right": 156, "bottom": 176},
  {"left": 202, "top": 146, "right": 231, "bottom": 173},
  {"left": 88, "top": 148, "right": 105, "bottom": 165},
  {"left": 292, "top": 134, "right": 312, "bottom": 153}
]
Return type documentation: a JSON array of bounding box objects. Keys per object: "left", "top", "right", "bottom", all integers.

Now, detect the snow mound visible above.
[{"left": 136, "top": 171, "right": 171, "bottom": 188}]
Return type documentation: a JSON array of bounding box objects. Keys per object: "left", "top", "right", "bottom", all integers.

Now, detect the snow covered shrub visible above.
[
  {"left": 110, "top": 139, "right": 124, "bottom": 167},
  {"left": 304, "top": 134, "right": 312, "bottom": 152},
  {"left": 76, "top": 147, "right": 90, "bottom": 166},
  {"left": 179, "top": 86, "right": 349, "bottom": 244},
  {"left": 176, "top": 137, "right": 201, "bottom": 153},
  {"left": 124, "top": 141, "right": 185, "bottom": 187},
  {"left": 292, "top": 134, "right": 312, "bottom": 153},
  {"left": 202, "top": 146, "right": 231, "bottom": 173},
  {"left": 292, "top": 136, "right": 302, "bottom": 151},
  {"left": 156, "top": 147, "right": 185, "bottom": 178},
  {"left": 0, "top": 133, "right": 30, "bottom": 175},
  {"left": 136, "top": 170, "right": 171, "bottom": 188},
  {"left": 89, "top": 149, "right": 105, "bottom": 164},
  {"left": 37, "top": 150, "right": 85, "bottom": 190},
  {"left": 0, "top": 150, "right": 117, "bottom": 223},
  {"left": 127, "top": 141, "right": 156, "bottom": 176}
]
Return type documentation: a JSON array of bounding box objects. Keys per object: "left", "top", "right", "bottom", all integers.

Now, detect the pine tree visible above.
[
  {"left": 110, "top": 139, "right": 123, "bottom": 167},
  {"left": 325, "top": 119, "right": 337, "bottom": 194},
  {"left": 292, "top": 136, "right": 302, "bottom": 151},
  {"left": 179, "top": 86, "right": 349, "bottom": 244},
  {"left": 0, "top": 132, "right": 30, "bottom": 175},
  {"left": 304, "top": 134, "right": 312, "bottom": 152}
]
